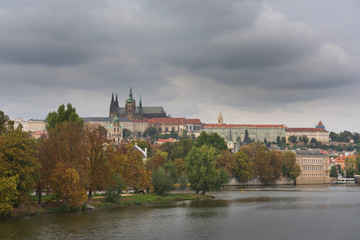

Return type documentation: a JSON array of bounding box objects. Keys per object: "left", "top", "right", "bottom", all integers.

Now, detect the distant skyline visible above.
[{"left": 1, "top": 0, "right": 360, "bottom": 133}]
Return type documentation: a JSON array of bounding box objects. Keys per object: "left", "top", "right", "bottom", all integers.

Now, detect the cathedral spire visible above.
[
  {"left": 139, "top": 94, "right": 142, "bottom": 108},
  {"left": 115, "top": 93, "right": 119, "bottom": 107},
  {"left": 127, "top": 86, "right": 134, "bottom": 102},
  {"left": 111, "top": 92, "right": 114, "bottom": 104}
]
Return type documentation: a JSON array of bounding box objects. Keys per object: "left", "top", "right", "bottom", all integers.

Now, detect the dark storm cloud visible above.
[{"left": 1, "top": 0, "right": 360, "bottom": 131}]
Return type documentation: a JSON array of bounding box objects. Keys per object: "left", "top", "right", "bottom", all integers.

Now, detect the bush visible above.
[
  {"left": 105, "top": 176, "right": 125, "bottom": 204},
  {"left": 152, "top": 167, "right": 174, "bottom": 195}
]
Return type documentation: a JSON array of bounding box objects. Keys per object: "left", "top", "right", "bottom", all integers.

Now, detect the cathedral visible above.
[{"left": 109, "top": 87, "right": 167, "bottom": 120}]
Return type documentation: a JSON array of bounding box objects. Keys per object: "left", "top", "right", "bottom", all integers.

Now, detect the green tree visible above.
[
  {"left": 0, "top": 171, "right": 19, "bottom": 215},
  {"left": 105, "top": 175, "right": 125, "bottom": 204},
  {"left": 179, "top": 173, "right": 188, "bottom": 192},
  {"left": 195, "top": 132, "right": 227, "bottom": 154},
  {"left": 330, "top": 165, "right": 338, "bottom": 178},
  {"left": 310, "top": 138, "right": 318, "bottom": 144},
  {"left": 185, "top": 145, "right": 228, "bottom": 194},
  {"left": 233, "top": 152, "right": 254, "bottom": 183},
  {"left": 269, "top": 150, "right": 283, "bottom": 181},
  {"left": 0, "top": 110, "right": 14, "bottom": 133},
  {"left": 143, "top": 127, "right": 159, "bottom": 139},
  {"left": 45, "top": 103, "right": 83, "bottom": 130},
  {"left": 282, "top": 151, "right": 301, "bottom": 182},
  {"left": 276, "top": 136, "right": 281, "bottom": 144},
  {"left": 288, "top": 135, "right": 297, "bottom": 144},
  {"left": 344, "top": 157, "right": 356, "bottom": 178},
  {"left": 289, "top": 165, "right": 301, "bottom": 182},
  {"left": 152, "top": 167, "right": 174, "bottom": 195},
  {"left": 244, "top": 130, "right": 250, "bottom": 143},
  {"left": 123, "top": 128, "right": 132, "bottom": 139},
  {"left": 0, "top": 130, "right": 40, "bottom": 205},
  {"left": 302, "top": 135, "right": 309, "bottom": 144}
]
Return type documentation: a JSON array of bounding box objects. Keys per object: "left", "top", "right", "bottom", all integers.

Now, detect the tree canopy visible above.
[{"left": 45, "top": 103, "right": 83, "bottom": 130}]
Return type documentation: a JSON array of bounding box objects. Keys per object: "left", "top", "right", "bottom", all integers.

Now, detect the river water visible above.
[{"left": 1, "top": 185, "right": 360, "bottom": 240}]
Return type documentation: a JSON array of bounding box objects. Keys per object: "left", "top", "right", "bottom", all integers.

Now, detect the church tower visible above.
[
  {"left": 218, "top": 112, "right": 223, "bottom": 125},
  {"left": 125, "top": 87, "right": 137, "bottom": 120}
]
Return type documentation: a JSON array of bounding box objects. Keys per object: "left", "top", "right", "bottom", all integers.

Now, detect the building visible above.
[
  {"left": 83, "top": 117, "right": 112, "bottom": 129},
  {"left": 107, "top": 117, "right": 123, "bottom": 143},
  {"left": 23, "top": 119, "right": 46, "bottom": 132},
  {"left": 286, "top": 122, "right": 329, "bottom": 143},
  {"left": 149, "top": 117, "right": 203, "bottom": 137},
  {"left": 295, "top": 150, "right": 331, "bottom": 184},
  {"left": 109, "top": 87, "right": 167, "bottom": 120},
  {"left": 203, "top": 113, "right": 286, "bottom": 143}
]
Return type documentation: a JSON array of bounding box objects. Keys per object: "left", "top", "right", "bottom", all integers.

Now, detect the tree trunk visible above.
[
  {"left": 196, "top": 189, "right": 199, "bottom": 194},
  {"left": 201, "top": 190, "right": 206, "bottom": 195},
  {"left": 38, "top": 186, "right": 42, "bottom": 205},
  {"left": 88, "top": 190, "right": 93, "bottom": 202}
]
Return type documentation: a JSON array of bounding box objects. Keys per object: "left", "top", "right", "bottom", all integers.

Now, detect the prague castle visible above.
[{"left": 109, "top": 87, "right": 167, "bottom": 120}]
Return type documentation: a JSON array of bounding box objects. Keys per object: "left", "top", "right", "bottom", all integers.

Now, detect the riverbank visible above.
[{"left": 5, "top": 193, "right": 214, "bottom": 218}]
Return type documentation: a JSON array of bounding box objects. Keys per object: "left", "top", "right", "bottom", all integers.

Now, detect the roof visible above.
[
  {"left": 185, "top": 119, "right": 202, "bottom": 124},
  {"left": 204, "top": 124, "right": 285, "bottom": 128},
  {"left": 116, "top": 107, "right": 166, "bottom": 115},
  {"left": 295, "top": 150, "right": 326, "bottom": 156},
  {"left": 317, "top": 121, "right": 324, "bottom": 127},
  {"left": 286, "top": 128, "right": 328, "bottom": 132},
  {"left": 149, "top": 118, "right": 186, "bottom": 124},
  {"left": 83, "top": 117, "right": 112, "bottom": 122}
]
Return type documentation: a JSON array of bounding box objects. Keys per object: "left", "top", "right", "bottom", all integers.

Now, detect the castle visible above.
[{"left": 109, "top": 87, "right": 167, "bottom": 120}]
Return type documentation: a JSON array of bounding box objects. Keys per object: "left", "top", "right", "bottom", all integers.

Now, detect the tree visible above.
[
  {"left": 216, "top": 150, "right": 236, "bottom": 176},
  {"left": 233, "top": 152, "right": 254, "bottom": 183},
  {"left": 162, "top": 160, "right": 178, "bottom": 183},
  {"left": 289, "top": 165, "right": 301, "bottom": 182},
  {"left": 269, "top": 150, "right": 283, "bottom": 181},
  {"left": 105, "top": 175, "right": 125, "bottom": 204},
  {"left": 174, "top": 158, "right": 185, "bottom": 175},
  {"left": 244, "top": 130, "right": 250, "bottom": 143},
  {"left": 152, "top": 167, "right": 174, "bottom": 195},
  {"left": 195, "top": 132, "right": 227, "bottom": 154},
  {"left": 282, "top": 151, "right": 296, "bottom": 177},
  {"left": 254, "top": 150, "right": 273, "bottom": 185},
  {"left": 45, "top": 103, "right": 83, "bottom": 130},
  {"left": 0, "top": 130, "right": 40, "bottom": 205},
  {"left": 143, "top": 127, "right": 159, "bottom": 139},
  {"left": 240, "top": 142, "right": 269, "bottom": 161},
  {"left": 84, "top": 125, "right": 111, "bottom": 201},
  {"left": 123, "top": 128, "right": 132, "bottom": 139},
  {"left": 310, "top": 138, "right": 318, "bottom": 144},
  {"left": 0, "top": 110, "right": 14, "bottom": 133},
  {"left": 150, "top": 150, "right": 168, "bottom": 170},
  {"left": 109, "top": 145, "right": 153, "bottom": 193},
  {"left": 330, "top": 165, "right": 338, "bottom": 178},
  {"left": 288, "top": 135, "right": 297, "bottom": 144},
  {"left": 0, "top": 171, "right": 18, "bottom": 215},
  {"left": 302, "top": 135, "right": 309, "bottom": 144},
  {"left": 344, "top": 157, "right": 356, "bottom": 178},
  {"left": 50, "top": 163, "right": 87, "bottom": 209},
  {"left": 179, "top": 173, "right": 188, "bottom": 193},
  {"left": 264, "top": 138, "right": 268, "bottom": 144},
  {"left": 276, "top": 136, "right": 281, "bottom": 144},
  {"left": 185, "top": 145, "right": 228, "bottom": 194}
]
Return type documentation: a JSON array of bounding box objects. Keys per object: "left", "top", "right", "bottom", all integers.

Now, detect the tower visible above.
[
  {"left": 316, "top": 121, "right": 325, "bottom": 130},
  {"left": 218, "top": 112, "right": 223, "bottom": 125},
  {"left": 125, "top": 87, "right": 136, "bottom": 120},
  {"left": 109, "top": 92, "right": 116, "bottom": 117}
]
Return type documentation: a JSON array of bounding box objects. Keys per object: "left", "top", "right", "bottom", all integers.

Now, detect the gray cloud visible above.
[{"left": 1, "top": 0, "right": 360, "bottom": 132}]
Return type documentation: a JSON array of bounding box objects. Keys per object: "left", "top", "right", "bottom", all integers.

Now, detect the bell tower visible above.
[{"left": 218, "top": 112, "right": 223, "bottom": 125}]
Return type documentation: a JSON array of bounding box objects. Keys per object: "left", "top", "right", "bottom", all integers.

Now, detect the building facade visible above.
[{"left": 295, "top": 150, "right": 331, "bottom": 184}]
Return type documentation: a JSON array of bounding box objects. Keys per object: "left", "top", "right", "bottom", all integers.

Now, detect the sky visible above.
[{"left": 1, "top": 0, "right": 360, "bottom": 133}]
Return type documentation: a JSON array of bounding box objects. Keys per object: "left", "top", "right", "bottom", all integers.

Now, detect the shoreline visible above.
[{"left": 3, "top": 192, "right": 214, "bottom": 219}]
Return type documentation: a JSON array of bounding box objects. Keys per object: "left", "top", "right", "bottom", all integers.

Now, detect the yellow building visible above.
[{"left": 295, "top": 150, "right": 331, "bottom": 184}]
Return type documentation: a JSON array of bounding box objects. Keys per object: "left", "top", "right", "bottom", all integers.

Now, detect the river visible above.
[{"left": 1, "top": 184, "right": 360, "bottom": 240}]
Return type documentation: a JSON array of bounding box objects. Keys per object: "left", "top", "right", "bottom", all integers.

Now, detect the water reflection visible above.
[{"left": 2, "top": 185, "right": 360, "bottom": 240}]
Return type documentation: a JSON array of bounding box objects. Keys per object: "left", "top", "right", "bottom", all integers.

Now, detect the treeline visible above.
[{"left": 0, "top": 105, "right": 301, "bottom": 216}]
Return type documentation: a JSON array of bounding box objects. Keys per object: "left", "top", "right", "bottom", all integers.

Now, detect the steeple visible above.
[
  {"left": 127, "top": 86, "right": 134, "bottom": 103},
  {"left": 139, "top": 94, "right": 142, "bottom": 108},
  {"left": 115, "top": 93, "right": 119, "bottom": 107},
  {"left": 111, "top": 92, "right": 114, "bottom": 104},
  {"left": 218, "top": 112, "right": 223, "bottom": 125},
  {"left": 229, "top": 127, "right": 233, "bottom": 142}
]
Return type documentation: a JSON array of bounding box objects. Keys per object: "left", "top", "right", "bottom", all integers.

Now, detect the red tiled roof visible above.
[
  {"left": 317, "top": 121, "right": 324, "bottom": 126},
  {"left": 185, "top": 119, "right": 202, "bottom": 124},
  {"left": 286, "top": 128, "right": 328, "bottom": 132},
  {"left": 204, "top": 124, "right": 285, "bottom": 128},
  {"left": 149, "top": 118, "right": 186, "bottom": 124}
]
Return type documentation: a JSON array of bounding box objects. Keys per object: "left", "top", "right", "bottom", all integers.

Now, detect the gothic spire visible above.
[
  {"left": 115, "top": 93, "right": 119, "bottom": 107},
  {"left": 139, "top": 94, "right": 142, "bottom": 108}
]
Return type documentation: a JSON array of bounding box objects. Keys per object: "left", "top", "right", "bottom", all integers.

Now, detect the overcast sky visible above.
[{"left": 1, "top": 0, "right": 360, "bottom": 132}]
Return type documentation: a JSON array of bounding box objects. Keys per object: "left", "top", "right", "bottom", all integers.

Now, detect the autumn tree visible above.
[
  {"left": 269, "top": 150, "right": 283, "bottom": 181},
  {"left": 0, "top": 130, "right": 40, "bottom": 205},
  {"left": 282, "top": 151, "right": 301, "bottom": 182},
  {"left": 254, "top": 150, "right": 274, "bottom": 185},
  {"left": 233, "top": 152, "right": 254, "bottom": 183},
  {"left": 150, "top": 150, "right": 168, "bottom": 170},
  {"left": 240, "top": 142, "right": 269, "bottom": 161},
  {"left": 174, "top": 158, "right": 185, "bottom": 175},
  {"left": 185, "top": 145, "right": 229, "bottom": 194},
  {"left": 216, "top": 150, "right": 236, "bottom": 176},
  {"left": 344, "top": 157, "right": 356, "bottom": 178},
  {"left": 50, "top": 163, "right": 87, "bottom": 209},
  {"left": 109, "top": 145, "right": 152, "bottom": 192},
  {"left": 84, "top": 125, "right": 111, "bottom": 201},
  {"left": 45, "top": 103, "right": 83, "bottom": 130}
]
